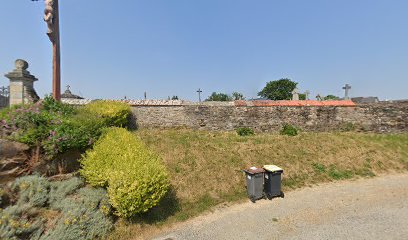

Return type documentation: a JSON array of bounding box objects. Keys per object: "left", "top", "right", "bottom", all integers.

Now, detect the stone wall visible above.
[{"left": 130, "top": 101, "right": 408, "bottom": 133}]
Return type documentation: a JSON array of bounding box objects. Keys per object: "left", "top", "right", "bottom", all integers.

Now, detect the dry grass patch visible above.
[{"left": 107, "top": 129, "right": 408, "bottom": 240}]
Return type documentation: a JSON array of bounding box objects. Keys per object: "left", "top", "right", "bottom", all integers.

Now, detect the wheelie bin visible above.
[
  {"left": 263, "top": 165, "right": 284, "bottom": 199},
  {"left": 243, "top": 167, "right": 265, "bottom": 202}
]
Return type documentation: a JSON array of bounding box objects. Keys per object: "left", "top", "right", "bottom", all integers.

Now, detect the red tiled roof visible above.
[{"left": 235, "top": 100, "right": 356, "bottom": 107}]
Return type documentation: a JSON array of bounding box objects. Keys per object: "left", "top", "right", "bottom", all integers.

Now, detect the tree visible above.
[
  {"left": 258, "top": 78, "right": 298, "bottom": 100},
  {"left": 206, "top": 92, "right": 232, "bottom": 101},
  {"left": 232, "top": 92, "right": 245, "bottom": 100},
  {"left": 324, "top": 95, "right": 340, "bottom": 100},
  {"left": 171, "top": 96, "right": 179, "bottom": 100},
  {"left": 299, "top": 93, "right": 306, "bottom": 100}
]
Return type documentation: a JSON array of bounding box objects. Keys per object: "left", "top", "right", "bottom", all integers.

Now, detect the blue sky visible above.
[{"left": 1, "top": 0, "right": 407, "bottom": 100}]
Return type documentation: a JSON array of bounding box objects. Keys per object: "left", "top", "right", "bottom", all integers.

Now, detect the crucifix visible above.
[
  {"left": 342, "top": 84, "right": 351, "bottom": 100},
  {"left": 32, "top": 0, "right": 61, "bottom": 101},
  {"left": 197, "top": 88, "right": 203, "bottom": 102}
]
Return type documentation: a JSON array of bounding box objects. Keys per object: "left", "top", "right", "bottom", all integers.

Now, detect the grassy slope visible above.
[{"left": 110, "top": 129, "right": 408, "bottom": 240}]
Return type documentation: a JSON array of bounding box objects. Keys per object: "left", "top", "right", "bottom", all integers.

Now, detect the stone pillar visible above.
[{"left": 4, "top": 59, "right": 39, "bottom": 106}]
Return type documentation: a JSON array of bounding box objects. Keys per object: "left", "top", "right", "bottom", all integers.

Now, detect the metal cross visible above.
[
  {"left": 197, "top": 88, "right": 203, "bottom": 102},
  {"left": 342, "top": 84, "right": 351, "bottom": 100}
]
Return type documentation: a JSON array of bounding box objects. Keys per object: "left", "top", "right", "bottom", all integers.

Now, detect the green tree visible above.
[
  {"left": 324, "top": 95, "right": 340, "bottom": 100},
  {"left": 206, "top": 92, "right": 232, "bottom": 101},
  {"left": 171, "top": 95, "right": 179, "bottom": 100},
  {"left": 258, "top": 78, "right": 298, "bottom": 100},
  {"left": 232, "top": 92, "right": 245, "bottom": 100},
  {"left": 299, "top": 93, "right": 306, "bottom": 100}
]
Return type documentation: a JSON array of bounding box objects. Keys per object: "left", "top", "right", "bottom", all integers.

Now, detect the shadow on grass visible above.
[{"left": 127, "top": 186, "right": 181, "bottom": 225}]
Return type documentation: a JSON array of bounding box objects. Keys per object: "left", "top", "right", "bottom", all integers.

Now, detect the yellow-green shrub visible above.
[
  {"left": 80, "top": 128, "right": 169, "bottom": 218},
  {"left": 84, "top": 101, "right": 131, "bottom": 127}
]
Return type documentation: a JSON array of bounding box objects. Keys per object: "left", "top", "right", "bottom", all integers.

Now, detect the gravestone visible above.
[
  {"left": 304, "top": 90, "right": 310, "bottom": 100},
  {"left": 291, "top": 88, "right": 300, "bottom": 101}
]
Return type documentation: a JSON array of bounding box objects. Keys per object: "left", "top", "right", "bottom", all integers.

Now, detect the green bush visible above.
[
  {"left": 49, "top": 177, "right": 84, "bottom": 210},
  {"left": 83, "top": 101, "right": 131, "bottom": 127},
  {"left": 11, "top": 175, "right": 50, "bottom": 208},
  {"left": 236, "top": 127, "right": 255, "bottom": 136},
  {"left": 42, "top": 187, "right": 113, "bottom": 240},
  {"left": 0, "top": 204, "right": 44, "bottom": 240},
  {"left": 2, "top": 176, "right": 114, "bottom": 240},
  {"left": 1, "top": 98, "right": 131, "bottom": 158},
  {"left": 280, "top": 124, "right": 298, "bottom": 136},
  {"left": 42, "top": 95, "right": 75, "bottom": 116},
  {"left": 80, "top": 127, "right": 170, "bottom": 218}
]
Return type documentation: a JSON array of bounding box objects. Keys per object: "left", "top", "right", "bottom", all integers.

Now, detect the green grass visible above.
[{"left": 108, "top": 129, "right": 408, "bottom": 240}]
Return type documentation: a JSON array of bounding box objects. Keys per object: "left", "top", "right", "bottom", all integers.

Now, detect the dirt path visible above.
[{"left": 152, "top": 174, "right": 408, "bottom": 240}]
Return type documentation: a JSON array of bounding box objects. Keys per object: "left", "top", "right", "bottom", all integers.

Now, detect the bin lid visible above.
[
  {"left": 244, "top": 167, "right": 265, "bottom": 174},
  {"left": 263, "top": 165, "right": 283, "bottom": 173}
]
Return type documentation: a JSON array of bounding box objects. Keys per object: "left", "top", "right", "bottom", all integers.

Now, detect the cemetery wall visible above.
[{"left": 130, "top": 101, "right": 408, "bottom": 133}]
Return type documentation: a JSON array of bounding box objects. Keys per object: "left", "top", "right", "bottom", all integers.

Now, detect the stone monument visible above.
[
  {"left": 304, "top": 90, "right": 310, "bottom": 100},
  {"left": 5, "top": 59, "right": 40, "bottom": 106},
  {"left": 291, "top": 88, "right": 300, "bottom": 101}
]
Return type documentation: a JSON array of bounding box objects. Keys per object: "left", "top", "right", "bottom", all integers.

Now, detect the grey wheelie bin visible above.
[
  {"left": 243, "top": 167, "right": 265, "bottom": 202},
  {"left": 263, "top": 165, "right": 284, "bottom": 199}
]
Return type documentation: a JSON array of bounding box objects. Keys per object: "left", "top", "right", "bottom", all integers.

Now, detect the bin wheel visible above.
[
  {"left": 250, "top": 196, "right": 256, "bottom": 203},
  {"left": 266, "top": 194, "right": 273, "bottom": 200},
  {"left": 280, "top": 191, "right": 285, "bottom": 198}
]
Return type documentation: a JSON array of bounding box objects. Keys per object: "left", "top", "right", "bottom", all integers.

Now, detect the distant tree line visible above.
[{"left": 202, "top": 78, "right": 339, "bottom": 101}]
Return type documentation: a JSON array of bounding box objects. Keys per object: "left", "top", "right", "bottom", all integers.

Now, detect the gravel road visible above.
[{"left": 153, "top": 174, "right": 408, "bottom": 240}]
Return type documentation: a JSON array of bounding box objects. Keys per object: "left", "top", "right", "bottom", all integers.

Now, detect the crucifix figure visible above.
[
  {"left": 291, "top": 88, "right": 300, "bottom": 101},
  {"left": 197, "top": 88, "right": 203, "bottom": 103},
  {"left": 342, "top": 84, "right": 351, "bottom": 100},
  {"left": 32, "top": 0, "right": 61, "bottom": 101}
]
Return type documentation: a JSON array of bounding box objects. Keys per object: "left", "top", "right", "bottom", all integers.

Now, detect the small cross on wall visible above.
[
  {"left": 342, "top": 84, "right": 351, "bottom": 100},
  {"left": 197, "top": 88, "right": 203, "bottom": 103}
]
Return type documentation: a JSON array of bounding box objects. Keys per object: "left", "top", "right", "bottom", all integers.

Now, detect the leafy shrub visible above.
[
  {"left": 42, "top": 110, "right": 106, "bottom": 156},
  {"left": 3, "top": 176, "right": 114, "bottom": 240},
  {"left": 83, "top": 101, "right": 131, "bottom": 128},
  {"left": 49, "top": 177, "right": 84, "bottom": 210},
  {"left": 42, "top": 95, "right": 75, "bottom": 116},
  {"left": 42, "top": 187, "right": 113, "bottom": 240},
  {"left": 80, "top": 127, "right": 169, "bottom": 218},
  {"left": 1, "top": 98, "right": 131, "bottom": 158},
  {"left": 1, "top": 102, "right": 54, "bottom": 146},
  {"left": 280, "top": 124, "right": 298, "bottom": 136},
  {"left": 0, "top": 204, "right": 44, "bottom": 240},
  {"left": 11, "top": 175, "right": 50, "bottom": 208},
  {"left": 236, "top": 127, "right": 254, "bottom": 136}
]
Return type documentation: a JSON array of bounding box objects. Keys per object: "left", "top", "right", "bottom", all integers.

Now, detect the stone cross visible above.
[
  {"left": 304, "top": 90, "right": 310, "bottom": 100},
  {"left": 197, "top": 88, "right": 203, "bottom": 102},
  {"left": 342, "top": 84, "right": 351, "bottom": 100},
  {"left": 291, "top": 88, "right": 300, "bottom": 101}
]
